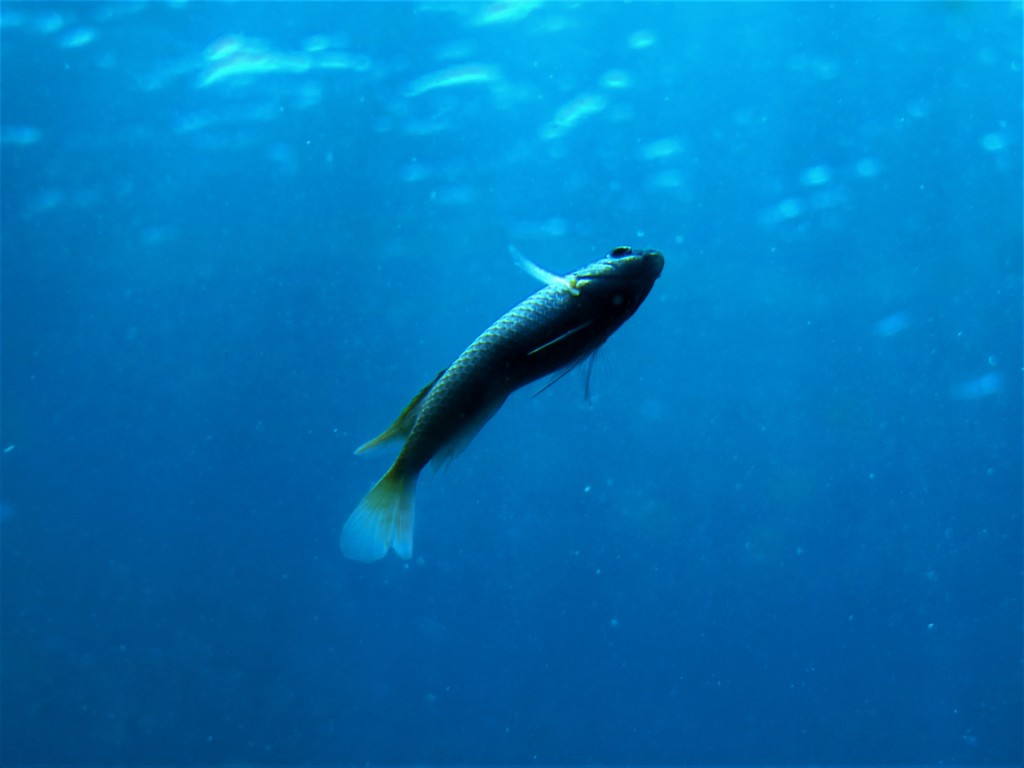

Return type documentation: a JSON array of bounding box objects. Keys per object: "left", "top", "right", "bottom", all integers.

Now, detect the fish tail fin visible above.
[{"left": 341, "top": 465, "right": 418, "bottom": 562}]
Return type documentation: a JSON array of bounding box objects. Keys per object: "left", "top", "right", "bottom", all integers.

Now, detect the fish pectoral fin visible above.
[
  {"left": 430, "top": 395, "right": 507, "bottom": 472},
  {"left": 354, "top": 368, "right": 446, "bottom": 455},
  {"left": 510, "top": 246, "right": 581, "bottom": 296},
  {"left": 581, "top": 348, "right": 600, "bottom": 403},
  {"left": 526, "top": 320, "right": 594, "bottom": 357},
  {"left": 532, "top": 344, "right": 603, "bottom": 399}
]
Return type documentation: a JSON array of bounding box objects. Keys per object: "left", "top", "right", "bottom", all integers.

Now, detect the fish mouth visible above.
[{"left": 642, "top": 249, "right": 665, "bottom": 277}]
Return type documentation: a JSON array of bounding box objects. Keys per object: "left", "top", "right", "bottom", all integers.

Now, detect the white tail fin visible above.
[{"left": 341, "top": 465, "right": 417, "bottom": 562}]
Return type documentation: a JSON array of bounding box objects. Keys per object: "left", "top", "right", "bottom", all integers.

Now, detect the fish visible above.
[{"left": 341, "top": 245, "right": 665, "bottom": 562}]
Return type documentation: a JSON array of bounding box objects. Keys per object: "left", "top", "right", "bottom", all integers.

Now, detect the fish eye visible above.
[{"left": 610, "top": 246, "right": 632, "bottom": 258}]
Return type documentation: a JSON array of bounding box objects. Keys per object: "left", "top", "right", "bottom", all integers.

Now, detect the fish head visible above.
[{"left": 571, "top": 246, "right": 664, "bottom": 312}]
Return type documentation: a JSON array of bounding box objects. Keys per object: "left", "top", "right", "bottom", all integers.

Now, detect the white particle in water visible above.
[{"left": 980, "top": 132, "right": 1007, "bottom": 152}]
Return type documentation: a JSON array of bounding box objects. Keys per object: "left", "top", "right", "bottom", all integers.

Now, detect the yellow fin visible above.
[
  {"left": 341, "top": 465, "right": 417, "bottom": 561},
  {"left": 354, "top": 369, "right": 445, "bottom": 455}
]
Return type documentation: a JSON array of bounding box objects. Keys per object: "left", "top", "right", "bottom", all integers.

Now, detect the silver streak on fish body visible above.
[{"left": 341, "top": 245, "right": 664, "bottom": 561}]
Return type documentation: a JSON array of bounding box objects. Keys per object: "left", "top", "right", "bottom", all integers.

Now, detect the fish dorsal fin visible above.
[
  {"left": 510, "top": 245, "right": 581, "bottom": 296},
  {"left": 355, "top": 368, "right": 446, "bottom": 455}
]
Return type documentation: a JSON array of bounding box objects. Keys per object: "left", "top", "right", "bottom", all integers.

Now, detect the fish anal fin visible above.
[
  {"left": 341, "top": 465, "right": 417, "bottom": 561},
  {"left": 430, "top": 395, "right": 507, "bottom": 472},
  {"left": 355, "top": 369, "right": 446, "bottom": 455}
]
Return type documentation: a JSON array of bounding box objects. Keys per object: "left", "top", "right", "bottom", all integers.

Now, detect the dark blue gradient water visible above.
[{"left": 2, "top": 2, "right": 1021, "bottom": 764}]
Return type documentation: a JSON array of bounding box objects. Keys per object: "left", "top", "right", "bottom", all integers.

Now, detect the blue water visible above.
[{"left": 2, "top": 2, "right": 1021, "bottom": 765}]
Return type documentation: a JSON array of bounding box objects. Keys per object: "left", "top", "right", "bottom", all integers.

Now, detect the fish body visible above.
[{"left": 341, "top": 245, "right": 664, "bottom": 561}]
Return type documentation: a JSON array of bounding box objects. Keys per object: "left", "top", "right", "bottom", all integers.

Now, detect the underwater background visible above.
[{"left": 2, "top": 1, "right": 1021, "bottom": 765}]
